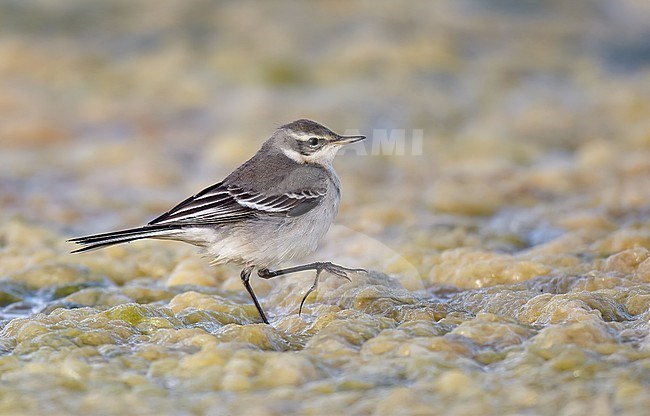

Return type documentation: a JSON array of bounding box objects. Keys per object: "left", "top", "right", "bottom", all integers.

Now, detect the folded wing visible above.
[{"left": 148, "top": 182, "right": 325, "bottom": 226}]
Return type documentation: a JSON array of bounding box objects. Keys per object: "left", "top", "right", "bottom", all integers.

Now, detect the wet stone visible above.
[{"left": 1, "top": 1, "right": 650, "bottom": 414}]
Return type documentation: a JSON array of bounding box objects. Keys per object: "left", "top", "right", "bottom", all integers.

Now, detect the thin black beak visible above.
[{"left": 334, "top": 135, "right": 366, "bottom": 145}]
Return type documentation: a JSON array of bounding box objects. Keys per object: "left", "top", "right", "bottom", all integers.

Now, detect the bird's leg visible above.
[
  {"left": 240, "top": 265, "right": 269, "bottom": 324},
  {"left": 258, "top": 262, "right": 366, "bottom": 315},
  {"left": 298, "top": 269, "right": 322, "bottom": 316},
  {"left": 258, "top": 262, "right": 367, "bottom": 281}
]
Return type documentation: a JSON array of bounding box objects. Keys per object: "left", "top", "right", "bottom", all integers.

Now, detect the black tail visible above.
[{"left": 68, "top": 225, "right": 180, "bottom": 253}]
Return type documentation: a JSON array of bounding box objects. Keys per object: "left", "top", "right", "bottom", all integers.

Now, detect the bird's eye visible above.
[{"left": 308, "top": 137, "right": 320, "bottom": 147}]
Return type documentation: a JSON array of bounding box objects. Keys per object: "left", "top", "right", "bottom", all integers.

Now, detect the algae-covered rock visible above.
[
  {"left": 0, "top": 281, "right": 27, "bottom": 306},
  {"left": 9, "top": 263, "right": 108, "bottom": 290},
  {"left": 101, "top": 303, "right": 180, "bottom": 328}
]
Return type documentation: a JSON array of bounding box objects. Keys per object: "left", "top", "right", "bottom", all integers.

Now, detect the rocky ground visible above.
[{"left": 1, "top": 1, "right": 650, "bottom": 415}]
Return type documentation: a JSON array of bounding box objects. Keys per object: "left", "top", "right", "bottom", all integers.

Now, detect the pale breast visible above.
[{"left": 203, "top": 168, "right": 341, "bottom": 267}]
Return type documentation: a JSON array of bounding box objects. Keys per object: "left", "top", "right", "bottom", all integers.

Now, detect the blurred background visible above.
[
  {"left": 0, "top": 0, "right": 649, "bottom": 262},
  {"left": 1, "top": 2, "right": 650, "bottom": 414}
]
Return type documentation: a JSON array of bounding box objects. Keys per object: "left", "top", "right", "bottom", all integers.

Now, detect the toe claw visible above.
[
  {"left": 339, "top": 273, "right": 352, "bottom": 282},
  {"left": 326, "top": 268, "right": 352, "bottom": 281},
  {"left": 320, "top": 263, "right": 367, "bottom": 282}
]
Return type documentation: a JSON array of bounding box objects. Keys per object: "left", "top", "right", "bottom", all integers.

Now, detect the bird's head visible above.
[{"left": 269, "top": 119, "right": 365, "bottom": 165}]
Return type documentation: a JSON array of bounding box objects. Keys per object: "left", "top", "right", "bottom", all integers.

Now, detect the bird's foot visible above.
[{"left": 315, "top": 262, "right": 366, "bottom": 282}]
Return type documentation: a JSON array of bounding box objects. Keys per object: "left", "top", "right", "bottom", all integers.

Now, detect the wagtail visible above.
[{"left": 69, "top": 119, "right": 367, "bottom": 323}]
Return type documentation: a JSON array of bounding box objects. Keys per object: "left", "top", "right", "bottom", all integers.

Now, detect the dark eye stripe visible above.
[{"left": 295, "top": 137, "right": 324, "bottom": 155}]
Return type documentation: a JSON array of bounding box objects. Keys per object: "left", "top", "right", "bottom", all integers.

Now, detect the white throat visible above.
[{"left": 282, "top": 146, "right": 340, "bottom": 166}]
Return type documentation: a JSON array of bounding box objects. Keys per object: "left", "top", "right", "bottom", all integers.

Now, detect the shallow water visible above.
[{"left": 1, "top": 1, "right": 650, "bottom": 415}]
